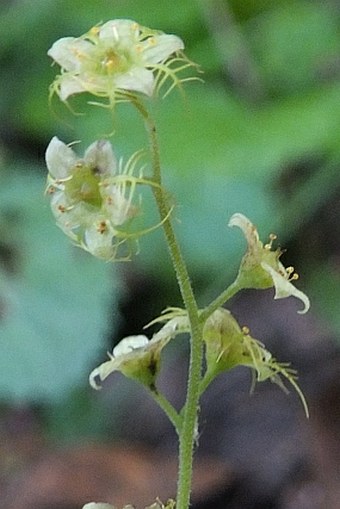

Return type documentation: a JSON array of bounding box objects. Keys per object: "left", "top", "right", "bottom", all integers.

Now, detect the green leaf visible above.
[{"left": 0, "top": 167, "right": 122, "bottom": 402}]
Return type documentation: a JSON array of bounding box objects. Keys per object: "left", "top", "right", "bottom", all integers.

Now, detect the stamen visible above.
[
  {"left": 57, "top": 204, "right": 73, "bottom": 213},
  {"left": 265, "top": 233, "right": 277, "bottom": 250},
  {"left": 242, "top": 326, "right": 250, "bottom": 335},
  {"left": 285, "top": 266, "right": 299, "bottom": 281}
]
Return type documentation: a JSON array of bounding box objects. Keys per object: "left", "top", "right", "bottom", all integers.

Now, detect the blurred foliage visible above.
[
  {"left": 0, "top": 166, "right": 122, "bottom": 401},
  {"left": 0, "top": 0, "right": 339, "bottom": 416}
]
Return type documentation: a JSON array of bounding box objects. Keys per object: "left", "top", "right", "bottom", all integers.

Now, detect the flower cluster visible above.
[
  {"left": 146, "top": 307, "right": 308, "bottom": 415},
  {"left": 45, "top": 137, "right": 139, "bottom": 260},
  {"left": 48, "top": 19, "right": 190, "bottom": 104},
  {"left": 229, "top": 213, "right": 310, "bottom": 314}
]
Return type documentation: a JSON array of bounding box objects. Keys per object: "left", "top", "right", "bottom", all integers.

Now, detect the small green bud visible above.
[
  {"left": 203, "top": 308, "right": 247, "bottom": 375},
  {"left": 229, "top": 213, "right": 310, "bottom": 314}
]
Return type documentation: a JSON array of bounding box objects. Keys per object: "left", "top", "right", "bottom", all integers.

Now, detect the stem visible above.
[
  {"left": 133, "top": 98, "right": 203, "bottom": 509},
  {"left": 200, "top": 280, "right": 241, "bottom": 322},
  {"left": 148, "top": 388, "right": 183, "bottom": 435}
]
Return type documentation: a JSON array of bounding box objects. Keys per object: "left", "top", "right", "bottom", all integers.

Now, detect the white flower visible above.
[
  {"left": 89, "top": 316, "right": 188, "bottom": 389},
  {"left": 45, "top": 136, "right": 138, "bottom": 260},
  {"left": 48, "top": 19, "right": 185, "bottom": 101},
  {"left": 228, "top": 213, "right": 310, "bottom": 314}
]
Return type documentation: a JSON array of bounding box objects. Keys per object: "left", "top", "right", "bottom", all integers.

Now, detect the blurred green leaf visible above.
[
  {"left": 249, "top": 2, "right": 340, "bottom": 95},
  {"left": 0, "top": 167, "right": 122, "bottom": 402}
]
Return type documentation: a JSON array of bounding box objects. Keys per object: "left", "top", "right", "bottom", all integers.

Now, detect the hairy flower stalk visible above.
[
  {"left": 48, "top": 19, "right": 191, "bottom": 105},
  {"left": 45, "top": 137, "right": 142, "bottom": 260}
]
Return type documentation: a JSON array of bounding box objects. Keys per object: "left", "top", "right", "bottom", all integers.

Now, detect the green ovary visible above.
[{"left": 65, "top": 164, "right": 102, "bottom": 207}]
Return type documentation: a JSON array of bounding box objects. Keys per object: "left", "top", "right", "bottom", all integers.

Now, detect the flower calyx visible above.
[
  {"left": 89, "top": 315, "right": 189, "bottom": 390},
  {"left": 202, "top": 308, "right": 308, "bottom": 415},
  {"left": 228, "top": 213, "right": 310, "bottom": 314}
]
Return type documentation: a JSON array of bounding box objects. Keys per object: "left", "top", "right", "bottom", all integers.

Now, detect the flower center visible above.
[
  {"left": 65, "top": 162, "right": 102, "bottom": 207},
  {"left": 101, "top": 49, "right": 127, "bottom": 74}
]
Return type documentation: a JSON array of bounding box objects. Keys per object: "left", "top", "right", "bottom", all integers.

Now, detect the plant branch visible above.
[
  {"left": 148, "top": 388, "right": 183, "bottom": 435},
  {"left": 199, "top": 280, "right": 241, "bottom": 322}
]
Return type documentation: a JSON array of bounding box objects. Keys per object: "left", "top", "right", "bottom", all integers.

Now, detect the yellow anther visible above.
[
  {"left": 285, "top": 266, "right": 299, "bottom": 281},
  {"left": 149, "top": 37, "right": 156, "bottom": 45},
  {"left": 265, "top": 233, "right": 277, "bottom": 250},
  {"left": 89, "top": 26, "right": 100, "bottom": 37},
  {"left": 242, "top": 326, "right": 250, "bottom": 335}
]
